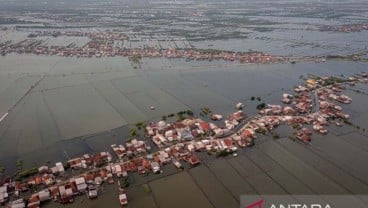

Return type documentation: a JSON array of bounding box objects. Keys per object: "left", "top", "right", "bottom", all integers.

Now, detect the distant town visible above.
[
  {"left": 318, "top": 22, "right": 368, "bottom": 33},
  {"left": 0, "top": 30, "right": 288, "bottom": 64},
  {"left": 1, "top": 71, "right": 367, "bottom": 208}
]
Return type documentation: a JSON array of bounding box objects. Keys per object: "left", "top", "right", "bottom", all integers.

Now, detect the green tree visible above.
[
  {"left": 142, "top": 184, "right": 151, "bottom": 193},
  {"left": 256, "top": 103, "right": 266, "bottom": 110},
  {"left": 186, "top": 110, "right": 194, "bottom": 116}
]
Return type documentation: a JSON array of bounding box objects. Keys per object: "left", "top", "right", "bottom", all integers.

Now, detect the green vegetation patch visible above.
[{"left": 142, "top": 184, "right": 151, "bottom": 193}]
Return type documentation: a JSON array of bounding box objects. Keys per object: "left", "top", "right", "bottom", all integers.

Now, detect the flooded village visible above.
[
  {"left": 1, "top": 72, "right": 367, "bottom": 208},
  {"left": 1, "top": 0, "right": 368, "bottom": 208},
  {"left": 0, "top": 30, "right": 287, "bottom": 64}
]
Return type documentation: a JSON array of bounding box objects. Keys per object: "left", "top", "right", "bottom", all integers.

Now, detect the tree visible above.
[
  {"left": 95, "top": 160, "right": 108, "bottom": 168},
  {"left": 0, "top": 163, "right": 4, "bottom": 177},
  {"left": 247, "top": 139, "right": 255, "bottom": 147},
  {"left": 216, "top": 150, "right": 231, "bottom": 157},
  {"left": 176, "top": 113, "right": 185, "bottom": 121},
  {"left": 271, "top": 132, "right": 280, "bottom": 139},
  {"left": 142, "top": 184, "right": 151, "bottom": 193},
  {"left": 15, "top": 167, "right": 38, "bottom": 181},
  {"left": 16, "top": 160, "right": 23, "bottom": 172},
  {"left": 256, "top": 103, "right": 266, "bottom": 110},
  {"left": 186, "top": 110, "right": 194, "bottom": 116},
  {"left": 122, "top": 178, "right": 130, "bottom": 188},
  {"left": 16, "top": 160, "right": 23, "bottom": 167},
  {"left": 129, "top": 128, "right": 139, "bottom": 138}
]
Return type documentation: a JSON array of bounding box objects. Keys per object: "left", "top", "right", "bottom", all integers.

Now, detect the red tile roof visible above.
[{"left": 199, "top": 121, "right": 210, "bottom": 131}]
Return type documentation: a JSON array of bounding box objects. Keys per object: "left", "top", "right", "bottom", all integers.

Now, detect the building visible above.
[
  {"left": 113, "top": 164, "right": 123, "bottom": 177},
  {"left": 172, "top": 158, "right": 182, "bottom": 169},
  {"left": 236, "top": 102, "right": 244, "bottom": 109},
  {"left": 150, "top": 162, "right": 160, "bottom": 174},
  {"left": 8, "top": 199, "right": 25, "bottom": 208},
  {"left": 27, "top": 194, "right": 40, "bottom": 208},
  {"left": 74, "top": 177, "right": 87, "bottom": 193},
  {"left": 118, "top": 189, "right": 128, "bottom": 206},
  {"left": 67, "top": 158, "right": 83, "bottom": 169},
  {"left": 54, "top": 162, "right": 65, "bottom": 173},
  {"left": 0, "top": 185, "right": 8, "bottom": 204},
  {"left": 38, "top": 190, "right": 51, "bottom": 202},
  {"left": 188, "top": 155, "right": 200, "bottom": 166},
  {"left": 87, "top": 185, "right": 98, "bottom": 199}
]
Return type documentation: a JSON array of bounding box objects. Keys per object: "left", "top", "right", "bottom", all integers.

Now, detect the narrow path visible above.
[{"left": 1, "top": 61, "right": 59, "bottom": 124}]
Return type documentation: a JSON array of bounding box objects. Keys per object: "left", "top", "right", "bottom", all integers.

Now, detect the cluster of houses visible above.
[
  {"left": 163, "top": 48, "right": 287, "bottom": 63},
  {"left": 252, "top": 75, "right": 361, "bottom": 142},
  {"left": 0, "top": 30, "right": 287, "bottom": 64},
  {"left": 111, "top": 139, "right": 151, "bottom": 160},
  {"left": 319, "top": 23, "right": 368, "bottom": 33},
  {"left": 109, "top": 143, "right": 201, "bottom": 176},
  {"left": 67, "top": 152, "right": 112, "bottom": 169},
  {"left": 0, "top": 108, "right": 249, "bottom": 208},
  {"left": 0, "top": 151, "right": 118, "bottom": 208},
  {"left": 0, "top": 111, "right": 242, "bottom": 208},
  {"left": 28, "top": 30, "right": 129, "bottom": 41},
  {"left": 146, "top": 110, "right": 246, "bottom": 148}
]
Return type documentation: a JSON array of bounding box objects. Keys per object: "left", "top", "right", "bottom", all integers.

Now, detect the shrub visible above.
[
  {"left": 186, "top": 110, "right": 194, "bottom": 116},
  {"left": 256, "top": 103, "right": 266, "bottom": 110},
  {"left": 142, "top": 184, "right": 151, "bottom": 193}
]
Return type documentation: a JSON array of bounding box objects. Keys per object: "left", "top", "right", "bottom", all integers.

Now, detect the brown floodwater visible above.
[{"left": 0, "top": 54, "right": 368, "bottom": 208}]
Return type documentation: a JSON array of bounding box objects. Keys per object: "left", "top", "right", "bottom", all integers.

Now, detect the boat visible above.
[{"left": 150, "top": 106, "right": 155, "bottom": 110}]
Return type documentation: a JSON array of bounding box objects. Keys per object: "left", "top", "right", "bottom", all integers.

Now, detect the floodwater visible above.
[
  {"left": 0, "top": 54, "right": 366, "bottom": 170},
  {"left": 149, "top": 172, "right": 213, "bottom": 208},
  {"left": 1, "top": 0, "right": 368, "bottom": 207},
  {"left": 0, "top": 54, "right": 368, "bottom": 207}
]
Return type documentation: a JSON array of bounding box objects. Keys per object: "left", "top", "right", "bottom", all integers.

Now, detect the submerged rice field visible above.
[{"left": 0, "top": 54, "right": 368, "bottom": 207}]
